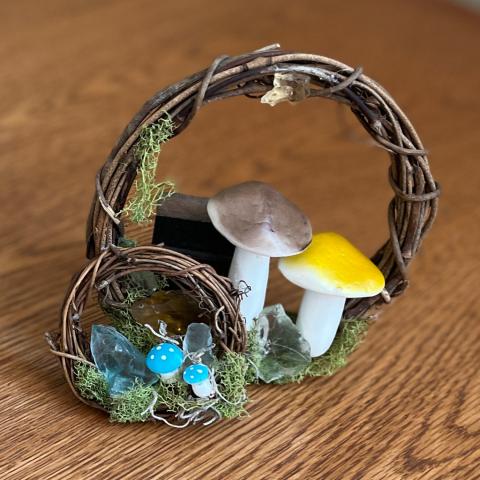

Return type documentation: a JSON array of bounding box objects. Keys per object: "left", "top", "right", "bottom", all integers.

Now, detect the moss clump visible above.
[
  {"left": 74, "top": 362, "right": 111, "bottom": 408},
  {"left": 118, "top": 271, "right": 168, "bottom": 307},
  {"left": 74, "top": 305, "right": 368, "bottom": 423},
  {"left": 215, "top": 352, "right": 249, "bottom": 418},
  {"left": 109, "top": 383, "right": 156, "bottom": 423},
  {"left": 151, "top": 357, "right": 250, "bottom": 420},
  {"left": 106, "top": 308, "right": 158, "bottom": 355},
  {"left": 122, "top": 115, "right": 176, "bottom": 224},
  {"left": 245, "top": 329, "right": 263, "bottom": 384},
  {"left": 307, "top": 319, "right": 369, "bottom": 376},
  {"left": 154, "top": 380, "right": 200, "bottom": 412},
  {"left": 276, "top": 319, "right": 370, "bottom": 383},
  {"left": 74, "top": 362, "right": 156, "bottom": 422},
  {"left": 102, "top": 271, "right": 168, "bottom": 354},
  {"left": 150, "top": 357, "right": 250, "bottom": 420}
]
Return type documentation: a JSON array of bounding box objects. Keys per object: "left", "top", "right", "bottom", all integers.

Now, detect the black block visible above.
[{"left": 152, "top": 193, "right": 234, "bottom": 277}]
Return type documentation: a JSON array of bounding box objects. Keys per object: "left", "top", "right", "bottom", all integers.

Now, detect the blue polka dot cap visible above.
[
  {"left": 145, "top": 343, "right": 183, "bottom": 374},
  {"left": 183, "top": 364, "right": 210, "bottom": 385}
]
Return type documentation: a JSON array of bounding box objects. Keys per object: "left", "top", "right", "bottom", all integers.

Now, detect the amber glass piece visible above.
[{"left": 131, "top": 290, "right": 205, "bottom": 335}]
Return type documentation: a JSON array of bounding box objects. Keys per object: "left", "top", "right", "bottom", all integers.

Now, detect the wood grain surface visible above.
[{"left": 1, "top": 1, "right": 479, "bottom": 479}]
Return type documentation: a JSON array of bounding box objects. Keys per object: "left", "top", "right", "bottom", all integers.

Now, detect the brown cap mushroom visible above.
[
  {"left": 207, "top": 181, "right": 312, "bottom": 257},
  {"left": 207, "top": 181, "right": 312, "bottom": 329}
]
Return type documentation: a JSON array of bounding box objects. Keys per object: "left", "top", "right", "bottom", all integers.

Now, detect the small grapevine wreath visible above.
[{"left": 47, "top": 44, "right": 439, "bottom": 427}]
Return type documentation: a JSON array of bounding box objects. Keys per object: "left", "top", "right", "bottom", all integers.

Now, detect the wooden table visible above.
[{"left": 1, "top": 1, "right": 479, "bottom": 478}]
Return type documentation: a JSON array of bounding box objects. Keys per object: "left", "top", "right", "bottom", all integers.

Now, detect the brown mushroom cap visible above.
[{"left": 207, "top": 181, "right": 312, "bottom": 257}]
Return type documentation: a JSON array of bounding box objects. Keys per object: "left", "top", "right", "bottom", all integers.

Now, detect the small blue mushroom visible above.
[
  {"left": 146, "top": 343, "right": 183, "bottom": 382},
  {"left": 183, "top": 363, "right": 214, "bottom": 398}
]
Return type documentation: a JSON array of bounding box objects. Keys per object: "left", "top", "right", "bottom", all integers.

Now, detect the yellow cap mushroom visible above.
[{"left": 278, "top": 232, "right": 385, "bottom": 356}]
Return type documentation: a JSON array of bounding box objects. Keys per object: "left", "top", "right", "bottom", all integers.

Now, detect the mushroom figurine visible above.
[
  {"left": 278, "top": 232, "right": 385, "bottom": 357},
  {"left": 182, "top": 363, "right": 214, "bottom": 398},
  {"left": 145, "top": 342, "right": 183, "bottom": 383},
  {"left": 207, "top": 181, "right": 312, "bottom": 329}
]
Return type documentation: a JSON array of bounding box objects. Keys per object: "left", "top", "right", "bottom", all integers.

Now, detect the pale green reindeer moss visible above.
[
  {"left": 245, "top": 329, "right": 264, "bottom": 384},
  {"left": 109, "top": 383, "right": 155, "bottom": 423},
  {"left": 305, "top": 319, "right": 369, "bottom": 377},
  {"left": 76, "top": 294, "right": 369, "bottom": 424},
  {"left": 74, "top": 362, "right": 111, "bottom": 408},
  {"left": 102, "top": 271, "right": 167, "bottom": 354},
  {"left": 122, "top": 115, "right": 176, "bottom": 224},
  {"left": 107, "top": 309, "right": 158, "bottom": 355},
  {"left": 215, "top": 352, "right": 249, "bottom": 418},
  {"left": 275, "top": 319, "right": 370, "bottom": 383},
  {"left": 154, "top": 380, "right": 200, "bottom": 413}
]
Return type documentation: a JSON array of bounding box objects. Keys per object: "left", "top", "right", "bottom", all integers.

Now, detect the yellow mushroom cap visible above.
[{"left": 278, "top": 232, "right": 385, "bottom": 298}]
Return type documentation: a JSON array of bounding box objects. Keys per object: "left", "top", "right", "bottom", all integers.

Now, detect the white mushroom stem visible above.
[
  {"left": 296, "top": 291, "right": 346, "bottom": 357},
  {"left": 192, "top": 379, "right": 215, "bottom": 398},
  {"left": 228, "top": 248, "right": 270, "bottom": 330},
  {"left": 160, "top": 370, "right": 179, "bottom": 384}
]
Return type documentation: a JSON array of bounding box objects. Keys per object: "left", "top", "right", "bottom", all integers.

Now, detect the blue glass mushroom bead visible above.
[
  {"left": 146, "top": 343, "right": 183, "bottom": 383},
  {"left": 183, "top": 363, "right": 214, "bottom": 398}
]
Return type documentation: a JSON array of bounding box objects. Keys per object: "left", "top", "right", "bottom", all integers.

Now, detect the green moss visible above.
[
  {"left": 102, "top": 272, "right": 168, "bottom": 354},
  {"left": 151, "top": 357, "right": 249, "bottom": 420},
  {"left": 154, "top": 380, "right": 199, "bottom": 413},
  {"left": 106, "top": 308, "right": 158, "bottom": 354},
  {"left": 73, "top": 351, "right": 250, "bottom": 423},
  {"left": 122, "top": 115, "right": 176, "bottom": 224},
  {"left": 74, "top": 362, "right": 111, "bottom": 408},
  {"left": 307, "top": 319, "right": 369, "bottom": 376},
  {"left": 245, "top": 329, "right": 263, "bottom": 384},
  {"left": 215, "top": 352, "right": 249, "bottom": 418},
  {"left": 107, "top": 363, "right": 249, "bottom": 423},
  {"left": 276, "top": 319, "right": 370, "bottom": 383},
  {"left": 109, "top": 383, "right": 155, "bottom": 423},
  {"left": 75, "top": 306, "right": 367, "bottom": 424},
  {"left": 74, "top": 361, "right": 156, "bottom": 423},
  {"left": 119, "top": 271, "right": 168, "bottom": 307}
]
